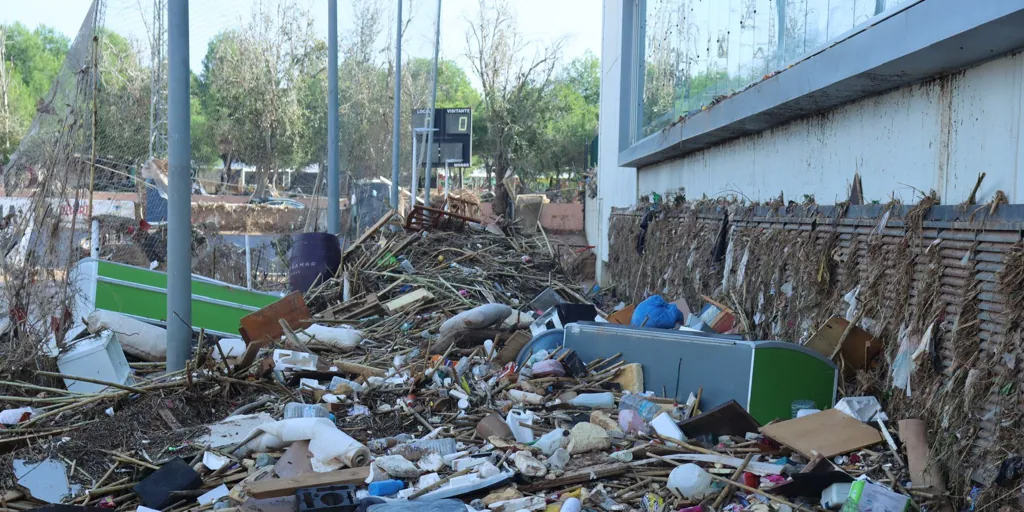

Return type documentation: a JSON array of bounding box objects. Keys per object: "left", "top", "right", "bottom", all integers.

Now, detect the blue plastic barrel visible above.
[{"left": 289, "top": 232, "right": 341, "bottom": 293}]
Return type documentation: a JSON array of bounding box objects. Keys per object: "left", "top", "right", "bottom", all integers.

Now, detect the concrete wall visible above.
[
  {"left": 637, "top": 51, "right": 1024, "bottom": 205},
  {"left": 478, "top": 202, "right": 584, "bottom": 232},
  {"left": 593, "top": 0, "right": 638, "bottom": 282}
]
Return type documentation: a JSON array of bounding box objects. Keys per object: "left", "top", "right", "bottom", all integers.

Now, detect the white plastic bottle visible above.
[{"left": 533, "top": 428, "right": 570, "bottom": 455}]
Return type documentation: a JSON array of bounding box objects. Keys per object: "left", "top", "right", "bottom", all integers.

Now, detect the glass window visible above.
[{"left": 636, "top": 0, "right": 918, "bottom": 141}]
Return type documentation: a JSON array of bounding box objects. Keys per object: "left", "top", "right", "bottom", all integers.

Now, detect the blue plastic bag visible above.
[{"left": 630, "top": 295, "right": 684, "bottom": 328}]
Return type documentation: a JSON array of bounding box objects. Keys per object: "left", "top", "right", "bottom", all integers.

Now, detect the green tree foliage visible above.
[
  {"left": 0, "top": 23, "right": 70, "bottom": 164},
  {"left": 3, "top": 0, "right": 600, "bottom": 197}
]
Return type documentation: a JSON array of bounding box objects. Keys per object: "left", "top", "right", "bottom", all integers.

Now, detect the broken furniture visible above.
[
  {"left": 70, "top": 258, "right": 279, "bottom": 338},
  {"left": 562, "top": 322, "right": 838, "bottom": 423}
]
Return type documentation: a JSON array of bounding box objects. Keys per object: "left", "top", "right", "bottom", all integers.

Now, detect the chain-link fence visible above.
[
  {"left": 1, "top": 0, "right": 441, "bottom": 284},
  {"left": 0, "top": 0, "right": 441, "bottom": 353}
]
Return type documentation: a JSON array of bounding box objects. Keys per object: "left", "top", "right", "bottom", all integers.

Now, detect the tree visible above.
[
  {"left": 0, "top": 23, "right": 70, "bottom": 165},
  {"left": 200, "top": 0, "right": 318, "bottom": 198},
  {"left": 465, "top": 0, "right": 563, "bottom": 202}
]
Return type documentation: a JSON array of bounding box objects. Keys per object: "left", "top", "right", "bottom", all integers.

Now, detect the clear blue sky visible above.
[{"left": 1, "top": 0, "right": 602, "bottom": 84}]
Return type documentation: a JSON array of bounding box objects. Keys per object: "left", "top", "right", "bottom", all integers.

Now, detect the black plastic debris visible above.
[
  {"left": 297, "top": 484, "right": 358, "bottom": 512},
  {"left": 132, "top": 457, "right": 202, "bottom": 509}
]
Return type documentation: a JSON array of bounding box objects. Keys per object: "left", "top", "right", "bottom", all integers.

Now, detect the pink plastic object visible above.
[
  {"left": 531, "top": 359, "right": 566, "bottom": 378},
  {"left": 619, "top": 409, "right": 649, "bottom": 434}
]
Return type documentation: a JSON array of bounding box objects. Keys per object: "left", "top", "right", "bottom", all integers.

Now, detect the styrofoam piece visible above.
[
  {"left": 212, "top": 338, "right": 245, "bottom": 360},
  {"left": 272, "top": 349, "right": 318, "bottom": 371},
  {"left": 202, "top": 452, "right": 230, "bottom": 471},
  {"left": 651, "top": 412, "right": 687, "bottom": 443},
  {"left": 197, "top": 484, "right": 229, "bottom": 506},
  {"left": 57, "top": 330, "right": 134, "bottom": 394}
]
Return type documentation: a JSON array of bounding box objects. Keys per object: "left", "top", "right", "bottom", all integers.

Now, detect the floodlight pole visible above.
[
  {"left": 390, "top": 0, "right": 403, "bottom": 210},
  {"left": 166, "top": 0, "right": 191, "bottom": 372},
  {"left": 423, "top": 0, "right": 442, "bottom": 205},
  {"left": 327, "top": 0, "right": 340, "bottom": 234}
]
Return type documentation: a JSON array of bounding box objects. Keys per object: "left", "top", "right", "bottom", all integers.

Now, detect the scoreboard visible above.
[{"left": 411, "top": 107, "right": 472, "bottom": 168}]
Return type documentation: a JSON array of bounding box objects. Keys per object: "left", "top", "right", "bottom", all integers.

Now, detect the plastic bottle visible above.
[
  {"left": 329, "top": 376, "right": 365, "bottom": 394},
  {"left": 619, "top": 393, "right": 662, "bottom": 422},
  {"left": 668, "top": 464, "right": 714, "bottom": 499},
  {"left": 508, "top": 389, "right": 544, "bottom": 405},
  {"left": 569, "top": 392, "right": 615, "bottom": 409},
  {"left": 389, "top": 438, "right": 458, "bottom": 460},
  {"left": 533, "top": 428, "right": 570, "bottom": 455},
  {"left": 282, "top": 402, "right": 331, "bottom": 419},
  {"left": 368, "top": 479, "right": 404, "bottom": 497},
  {"left": 367, "top": 433, "right": 414, "bottom": 452}
]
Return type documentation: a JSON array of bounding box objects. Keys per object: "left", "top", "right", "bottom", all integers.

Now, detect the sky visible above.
[{"left": 1, "top": 0, "right": 603, "bottom": 86}]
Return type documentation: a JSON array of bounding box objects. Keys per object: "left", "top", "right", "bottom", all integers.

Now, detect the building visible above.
[{"left": 589, "top": 0, "right": 1024, "bottom": 283}]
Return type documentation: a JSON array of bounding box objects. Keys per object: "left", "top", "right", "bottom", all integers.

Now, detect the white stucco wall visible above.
[
  {"left": 593, "top": 0, "right": 638, "bottom": 283},
  {"left": 637, "top": 51, "right": 1024, "bottom": 205}
]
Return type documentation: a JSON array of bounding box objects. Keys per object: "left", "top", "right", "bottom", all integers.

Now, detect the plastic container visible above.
[
  {"left": 796, "top": 408, "right": 821, "bottom": 418},
  {"left": 368, "top": 479, "right": 404, "bottom": 497},
  {"left": 619, "top": 393, "right": 662, "bottom": 423},
  {"left": 560, "top": 497, "right": 582, "bottom": 512},
  {"left": 532, "top": 359, "right": 566, "bottom": 378},
  {"left": 57, "top": 330, "right": 135, "bottom": 394},
  {"left": 273, "top": 349, "right": 318, "bottom": 371},
  {"left": 651, "top": 412, "right": 687, "bottom": 443},
  {"left": 791, "top": 399, "right": 816, "bottom": 418},
  {"left": 506, "top": 409, "right": 536, "bottom": 443},
  {"left": 618, "top": 409, "right": 649, "bottom": 434},
  {"left": 667, "top": 463, "right": 714, "bottom": 499},
  {"left": 569, "top": 392, "right": 615, "bottom": 409},
  {"left": 476, "top": 413, "right": 514, "bottom": 440},
  {"left": 533, "top": 428, "right": 570, "bottom": 455},
  {"left": 821, "top": 482, "right": 853, "bottom": 509},
  {"left": 283, "top": 403, "right": 331, "bottom": 419},
  {"left": 289, "top": 232, "right": 341, "bottom": 293}
]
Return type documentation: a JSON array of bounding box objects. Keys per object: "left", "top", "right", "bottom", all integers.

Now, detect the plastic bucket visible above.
[{"left": 289, "top": 232, "right": 341, "bottom": 293}]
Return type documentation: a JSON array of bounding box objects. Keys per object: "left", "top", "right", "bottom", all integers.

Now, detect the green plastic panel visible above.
[
  {"left": 93, "top": 260, "right": 278, "bottom": 335},
  {"left": 748, "top": 346, "right": 836, "bottom": 424}
]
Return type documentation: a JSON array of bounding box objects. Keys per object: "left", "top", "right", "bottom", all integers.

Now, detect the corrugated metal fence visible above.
[{"left": 607, "top": 202, "right": 1024, "bottom": 500}]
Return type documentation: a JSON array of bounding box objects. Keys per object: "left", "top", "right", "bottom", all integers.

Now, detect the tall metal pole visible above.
[
  {"left": 327, "top": 0, "right": 340, "bottom": 234},
  {"left": 410, "top": 128, "right": 419, "bottom": 210},
  {"left": 166, "top": 0, "right": 192, "bottom": 372},
  {"left": 423, "top": 0, "right": 442, "bottom": 204},
  {"left": 389, "top": 0, "right": 403, "bottom": 210}
]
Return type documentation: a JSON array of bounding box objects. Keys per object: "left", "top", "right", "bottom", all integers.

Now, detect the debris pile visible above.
[{"left": 0, "top": 214, "right": 946, "bottom": 512}]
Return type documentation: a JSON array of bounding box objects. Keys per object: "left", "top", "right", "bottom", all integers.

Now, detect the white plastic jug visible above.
[
  {"left": 668, "top": 463, "right": 714, "bottom": 499},
  {"left": 506, "top": 409, "right": 536, "bottom": 443}
]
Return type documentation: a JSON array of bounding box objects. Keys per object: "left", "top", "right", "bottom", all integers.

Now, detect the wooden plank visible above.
[
  {"left": 803, "top": 316, "right": 881, "bottom": 377},
  {"left": 239, "top": 292, "right": 310, "bottom": 344},
  {"left": 245, "top": 466, "right": 371, "bottom": 499},
  {"left": 521, "top": 463, "right": 629, "bottom": 492},
  {"left": 344, "top": 210, "right": 395, "bottom": 257},
  {"left": 760, "top": 409, "right": 882, "bottom": 459},
  {"left": 679, "top": 400, "right": 760, "bottom": 439},
  {"left": 495, "top": 331, "right": 531, "bottom": 365},
  {"left": 384, "top": 288, "right": 435, "bottom": 313}
]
